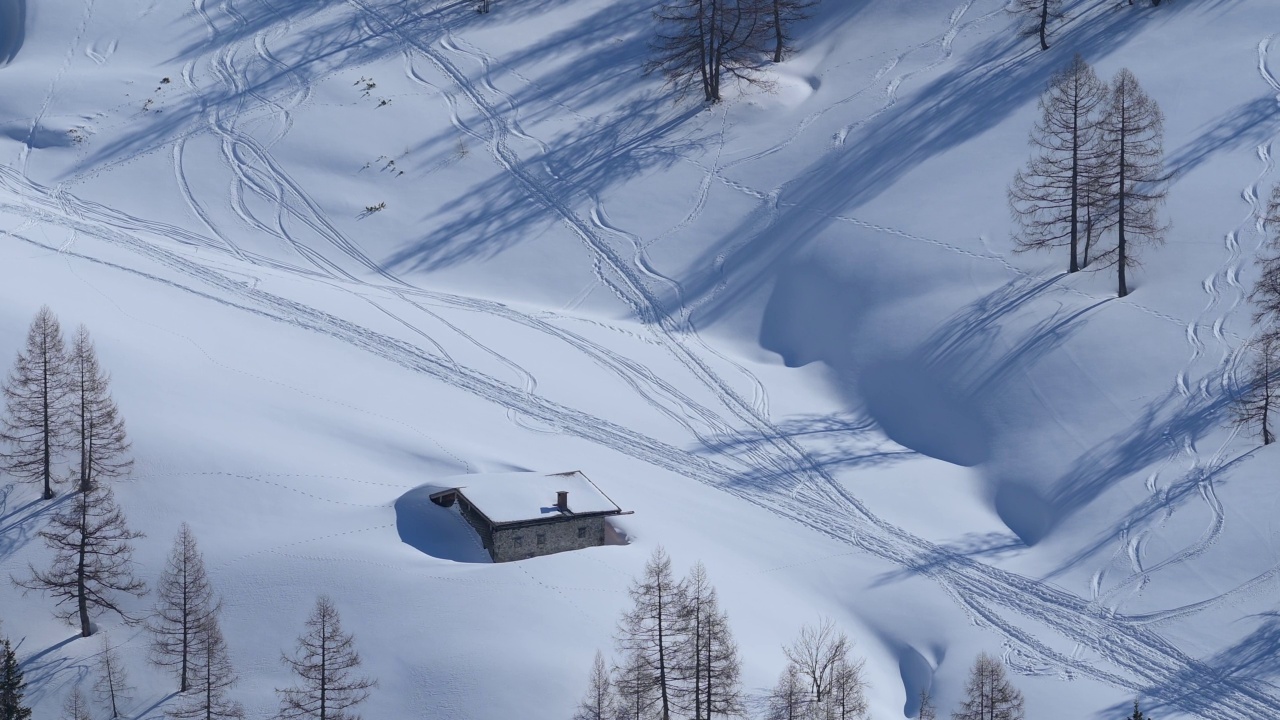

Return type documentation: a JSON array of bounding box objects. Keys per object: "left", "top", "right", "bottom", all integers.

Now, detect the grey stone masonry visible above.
[{"left": 490, "top": 515, "right": 608, "bottom": 562}]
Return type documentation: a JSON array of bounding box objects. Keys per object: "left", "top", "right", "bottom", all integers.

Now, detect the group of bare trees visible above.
[
  {"left": 1234, "top": 187, "right": 1280, "bottom": 445},
  {"left": 22, "top": 523, "right": 373, "bottom": 720},
  {"left": 1010, "top": 56, "right": 1167, "bottom": 297},
  {"left": 575, "top": 548, "right": 745, "bottom": 720},
  {"left": 1, "top": 308, "right": 373, "bottom": 720},
  {"left": 3, "top": 307, "right": 146, "bottom": 639},
  {"left": 573, "top": 549, "right": 871, "bottom": 720},
  {"left": 764, "top": 618, "right": 866, "bottom": 720},
  {"left": 150, "top": 525, "right": 244, "bottom": 720},
  {"left": 647, "top": 0, "right": 817, "bottom": 103},
  {"left": 2, "top": 306, "right": 130, "bottom": 501},
  {"left": 569, "top": 550, "right": 1060, "bottom": 720}
]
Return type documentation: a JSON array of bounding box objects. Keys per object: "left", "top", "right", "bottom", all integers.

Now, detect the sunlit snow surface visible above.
[{"left": 3, "top": 0, "right": 1280, "bottom": 717}]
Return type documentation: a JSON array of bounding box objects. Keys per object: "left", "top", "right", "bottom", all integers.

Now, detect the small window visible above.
[
  {"left": 536, "top": 533, "right": 547, "bottom": 546},
  {"left": 577, "top": 526, "right": 588, "bottom": 539},
  {"left": 513, "top": 535, "right": 523, "bottom": 547}
]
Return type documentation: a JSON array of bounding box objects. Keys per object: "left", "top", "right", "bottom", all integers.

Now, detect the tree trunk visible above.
[
  {"left": 180, "top": 562, "right": 190, "bottom": 692},
  {"left": 1082, "top": 198, "right": 1094, "bottom": 268},
  {"left": 1264, "top": 352, "right": 1274, "bottom": 445},
  {"left": 319, "top": 624, "right": 327, "bottom": 720},
  {"left": 1117, "top": 121, "right": 1128, "bottom": 298},
  {"left": 78, "top": 496, "right": 92, "bottom": 636},
  {"left": 78, "top": 360, "right": 88, "bottom": 491},
  {"left": 1038, "top": 0, "right": 1049, "bottom": 50},
  {"left": 656, "top": 586, "right": 670, "bottom": 720},
  {"left": 41, "top": 334, "right": 53, "bottom": 500},
  {"left": 772, "top": 0, "right": 783, "bottom": 62},
  {"left": 1069, "top": 83, "right": 1080, "bottom": 273}
]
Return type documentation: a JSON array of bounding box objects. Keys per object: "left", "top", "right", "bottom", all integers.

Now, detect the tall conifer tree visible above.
[
  {"left": 0, "top": 639, "right": 31, "bottom": 720},
  {"left": 2, "top": 306, "right": 72, "bottom": 500},
  {"left": 150, "top": 524, "right": 222, "bottom": 692},
  {"left": 68, "top": 326, "right": 131, "bottom": 492}
]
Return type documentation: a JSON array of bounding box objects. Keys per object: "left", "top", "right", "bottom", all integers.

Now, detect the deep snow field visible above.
[{"left": 3, "top": 0, "right": 1280, "bottom": 717}]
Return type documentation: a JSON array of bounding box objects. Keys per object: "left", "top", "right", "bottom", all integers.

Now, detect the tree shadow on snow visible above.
[
  {"left": 699, "top": 412, "right": 920, "bottom": 492},
  {"left": 0, "top": 487, "right": 71, "bottom": 563},
  {"left": 385, "top": 95, "right": 709, "bottom": 271},
  {"left": 1166, "top": 94, "right": 1280, "bottom": 180},
  {"left": 79, "top": 0, "right": 706, "bottom": 270},
  {"left": 677, "top": 0, "right": 1242, "bottom": 327},
  {"left": 1042, "top": 385, "right": 1246, "bottom": 573},
  {"left": 16, "top": 634, "right": 87, "bottom": 708},
  {"left": 1099, "top": 612, "right": 1280, "bottom": 719}
]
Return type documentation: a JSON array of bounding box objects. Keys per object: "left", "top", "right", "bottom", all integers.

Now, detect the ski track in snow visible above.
[
  {"left": 5, "top": 0, "right": 1280, "bottom": 714},
  {"left": 11, "top": 166, "right": 1280, "bottom": 716}
]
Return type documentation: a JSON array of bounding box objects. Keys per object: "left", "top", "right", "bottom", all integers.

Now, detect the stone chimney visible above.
[{"left": 556, "top": 490, "right": 569, "bottom": 512}]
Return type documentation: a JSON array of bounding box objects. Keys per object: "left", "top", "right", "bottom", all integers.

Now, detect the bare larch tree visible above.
[
  {"left": 918, "top": 687, "right": 937, "bottom": 720},
  {"left": 150, "top": 524, "right": 223, "bottom": 692},
  {"left": 616, "top": 547, "right": 686, "bottom": 720},
  {"left": 1010, "top": 0, "right": 1062, "bottom": 50},
  {"left": 783, "top": 617, "right": 851, "bottom": 708},
  {"left": 1237, "top": 186, "right": 1280, "bottom": 443},
  {"left": 2, "top": 306, "right": 72, "bottom": 500},
  {"left": 1010, "top": 54, "right": 1109, "bottom": 273},
  {"left": 168, "top": 618, "right": 244, "bottom": 720},
  {"left": 1098, "top": 68, "right": 1167, "bottom": 298},
  {"left": 767, "top": 0, "right": 816, "bottom": 62},
  {"left": 276, "top": 596, "right": 375, "bottom": 720},
  {"left": 648, "top": 0, "right": 770, "bottom": 103},
  {"left": 613, "top": 650, "right": 658, "bottom": 720},
  {"left": 827, "top": 655, "right": 868, "bottom": 720},
  {"left": 572, "top": 651, "right": 614, "bottom": 720},
  {"left": 1233, "top": 332, "right": 1279, "bottom": 445},
  {"left": 677, "top": 562, "right": 742, "bottom": 720},
  {"left": 94, "top": 633, "right": 133, "bottom": 719},
  {"left": 62, "top": 685, "right": 91, "bottom": 720},
  {"left": 15, "top": 482, "right": 146, "bottom": 636},
  {"left": 764, "top": 664, "right": 806, "bottom": 720},
  {"left": 1248, "top": 187, "right": 1280, "bottom": 324},
  {"left": 952, "top": 652, "right": 1025, "bottom": 720},
  {"left": 69, "top": 326, "right": 131, "bottom": 492}
]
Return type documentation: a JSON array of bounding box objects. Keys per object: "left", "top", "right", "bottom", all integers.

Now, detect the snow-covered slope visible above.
[{"left": 3, "top": 0, "right": 1280, "bottom": 717}]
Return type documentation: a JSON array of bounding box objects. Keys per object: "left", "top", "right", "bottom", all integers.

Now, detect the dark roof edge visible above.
[{"left": 490, "top": 508, "right": 625, "bottom": 530}]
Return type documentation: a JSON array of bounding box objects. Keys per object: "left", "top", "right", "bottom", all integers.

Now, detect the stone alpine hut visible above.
[{"left": 427, "top": 471, "right": 626, "bottom": 562}]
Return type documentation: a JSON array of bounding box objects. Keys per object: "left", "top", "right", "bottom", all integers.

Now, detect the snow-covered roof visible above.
[{"left": 429, "top": 471, "right": 622, "bottom": 525}]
